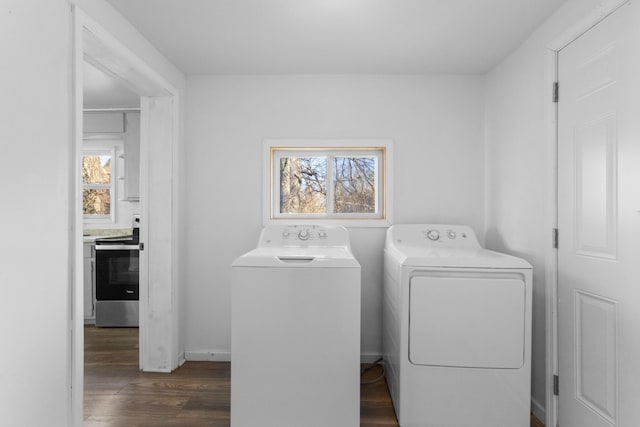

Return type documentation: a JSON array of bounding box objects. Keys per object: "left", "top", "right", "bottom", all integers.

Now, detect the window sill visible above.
[{"left": 264, "top": 218, "right": 392, "bottom": 228}]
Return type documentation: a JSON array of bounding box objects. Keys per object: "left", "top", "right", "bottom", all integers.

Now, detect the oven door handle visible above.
[{"left": 95, "top": 244, "right": 140, "bottom": 250}]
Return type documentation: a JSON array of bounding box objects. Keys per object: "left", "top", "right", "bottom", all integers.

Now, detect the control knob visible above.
[
  {"left": 426, "top": 230, "right": 440, "bottom": 241},
  {"left": 297, "top": 229, "right": 310, "bottom": 240}
]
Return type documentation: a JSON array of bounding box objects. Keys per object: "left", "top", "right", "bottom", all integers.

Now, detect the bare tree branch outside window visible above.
[
  {"left": 270, "top": 144, "right": 387, "bottom": 220},
  {"left": 280, "top": 157, "right": 326, "bottom": 214},
  {"left": 333, "top": 157, "right": 376, "bottom": 213},
  {"left": 279, "top": 155, "right": 376, "bottom": 215},
  {"left": 82, "top": 155, "right": 111, "bottom": 215}
]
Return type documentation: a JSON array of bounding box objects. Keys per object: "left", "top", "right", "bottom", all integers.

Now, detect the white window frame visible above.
[
  {"left": 82, "top": 142, "right": 118, "bottom": 224},
  {"left": 263, "top": 139, "right": 393, "bottom": 227}
]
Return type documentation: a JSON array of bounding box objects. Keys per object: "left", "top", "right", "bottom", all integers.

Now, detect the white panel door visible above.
[{"left": 558, "top": 3, "right": 640, "bottom": 426}]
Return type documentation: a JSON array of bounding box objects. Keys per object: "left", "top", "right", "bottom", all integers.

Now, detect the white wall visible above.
[
  {"left": 0, "top": 1, "right": 185, "bottom": 425},
  {"left": 484, "top": 0, "right": 604, "bottom": 420},
  {"left": 184, "top": 75, "right": 485, "bottom": 359},
  {"left": 0, "top": 1, "right": 72, "bottom": 425}
]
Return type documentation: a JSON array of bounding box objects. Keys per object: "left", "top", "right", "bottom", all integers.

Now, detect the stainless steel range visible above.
[{"left": 94, "top": 216, "right": 140, "bottom": 327}]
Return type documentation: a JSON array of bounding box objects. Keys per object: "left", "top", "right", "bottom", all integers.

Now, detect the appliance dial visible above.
[
  {"left": 297, "top": 229, "right": 310, "bottom": 240},
  {"left": 318, "top": 231, "right": 327, "bottom": 239},
  {"left": 426, "top": 230, "right": 440, "bottom": 241},
  {"left": 447, "top": 230, "right": 456, "bottom": 239}
]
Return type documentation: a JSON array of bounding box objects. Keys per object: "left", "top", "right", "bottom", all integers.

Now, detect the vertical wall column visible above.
[{"left": 139, "top": 96, "right": 177, "bottom": 372}]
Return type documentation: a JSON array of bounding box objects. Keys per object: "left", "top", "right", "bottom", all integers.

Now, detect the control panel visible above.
[
  {"left": 389, "top": 224, "right": 480, "bottom": 249},
  {"left": 280, "top": 226, "right": 327, "bottom": 241},
  {"left": 422, "top": 227, "right": 468, "bottom": 242},
  {"left": 258, "top": 225, "right": 351, "bottom": 248}
]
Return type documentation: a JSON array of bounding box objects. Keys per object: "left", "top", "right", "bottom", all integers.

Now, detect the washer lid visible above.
[{"left": 232, "top": 247, "right": 360, "bottom": 268}]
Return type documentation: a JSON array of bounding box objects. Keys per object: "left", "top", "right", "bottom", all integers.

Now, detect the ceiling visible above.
[{"left": 107, "top": 0, "right": 565, "bottom": 75}]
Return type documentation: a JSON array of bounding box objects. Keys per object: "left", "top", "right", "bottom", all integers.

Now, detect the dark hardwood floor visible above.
[{"left": 84, "top": 326, "right": 544, "bottom": 426}]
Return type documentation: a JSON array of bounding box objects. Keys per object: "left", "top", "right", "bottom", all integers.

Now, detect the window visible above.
[
  {"left": 264, "top": 140, "right": 393, "bottom": 226},
  {"left": 82, "top": 149, "right": 115, "bottom": 221}
]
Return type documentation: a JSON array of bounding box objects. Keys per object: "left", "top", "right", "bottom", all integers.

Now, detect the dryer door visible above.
[{"left": 409, "top": 271, "right": 526, "bottom": 369}]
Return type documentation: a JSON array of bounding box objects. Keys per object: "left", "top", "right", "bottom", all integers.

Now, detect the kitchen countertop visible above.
[{"left": 83, "top": 228, "right": 132, "bottom": 244}]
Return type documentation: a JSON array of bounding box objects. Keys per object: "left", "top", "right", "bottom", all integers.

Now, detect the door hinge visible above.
[
  {"left": 553, "top": 374, "right": 559, "bottom": 396},
  {"left": 553, "top": 228, "right": 559, "bottom": 249},
  {"left": 553, "top": 82, "right": 559, "bottom": 103},
  {"left": 139, "top": 242, "right": 144, "bottom": 251}
]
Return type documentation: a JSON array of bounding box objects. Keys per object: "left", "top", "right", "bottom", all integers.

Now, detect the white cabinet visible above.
[
  {"left": 84, "top": 112, "right": 125, "bottom": 133},
  {"left": 123, "top": 112, "right": 140, "bottom": 200},
  {"left": 83, "top": 243, "right": 95, "bottom": 322}
]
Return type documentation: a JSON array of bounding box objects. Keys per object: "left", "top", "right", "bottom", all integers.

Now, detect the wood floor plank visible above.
[{"left": 84, "top": 326, "right": 544, "bottom": 426}]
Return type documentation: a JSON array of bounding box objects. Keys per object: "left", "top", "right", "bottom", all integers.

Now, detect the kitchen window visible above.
[
  {"left": 264, "top": 139, "right": 393, "bottom": 227},
  {"left": 82, "top": 149, "right": 115, "bottom": 222}
]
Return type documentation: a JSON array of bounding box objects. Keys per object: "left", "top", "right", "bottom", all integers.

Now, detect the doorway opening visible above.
[{"left": 72, "top": 7, "right": 181, "bottom": 426}]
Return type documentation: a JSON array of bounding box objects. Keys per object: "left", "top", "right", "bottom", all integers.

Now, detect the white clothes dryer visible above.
[
  {"left": 231, "top": 225, "right": 361, "bottom": 427},
  {"left": 383, "top": 224, "right": 532, "bottom": 427}
]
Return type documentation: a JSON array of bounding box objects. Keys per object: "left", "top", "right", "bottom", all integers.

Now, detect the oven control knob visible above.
[
  {"left": 447, "top": 230, "right": 456, "bottom": 239},
  {"left": 298, "top": 229, "right": 310, "bottom": 240},
  {"left": 426, "top": 230, "right": 440, "bottom": 241},
  {"left": 318, "top": 231, "right": 327, "bottom": 239}
]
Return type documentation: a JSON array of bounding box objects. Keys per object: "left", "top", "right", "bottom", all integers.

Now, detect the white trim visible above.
[
  {"left": 138, "top": 97, "right": 150, "bottom": 373},
  {"left": 531, "top": 396, "right": 547, "bottom": 423},
  {"left": 262, "top": 139, "right": 394, "bottom": 228},
  {"left": 543, "top": 46, "right": 559, "bottom": 427},
  {"left": 82, "top": 134, "right": 124, "bottom": 141},
  {"left": 360, "top": 353, "right": 383, "bottom": 364},
  {"left": 544, "top": 3, "right": 630, "bottom": 427},
  {"left": 177, "top": 353, "right": 186, "bottom": 368},
  {"left": 83, "top": 107, "right": 141, "bottom": 113},
  {"left": 138, "top": 95, "right": 180, "bottom": 373},
  {"left": 70, "top": 7, "right": 84, "bottom": 425},
  {"left": 547, "top": 0, "right": 630, "bottom": 51},
  {"left": 185, "top": 350, "right": 232, "bottom": 362},
  {"left": 184, "top": 350, "right": 383, "bottom": 364}
]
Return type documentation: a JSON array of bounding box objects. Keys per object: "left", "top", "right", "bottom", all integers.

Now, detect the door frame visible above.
[
  {"left": 544, "top": 1, "right": 629, "bottom": 426},
  {"left": 71, "top": 6, "right": 181, "bottom": 426}
]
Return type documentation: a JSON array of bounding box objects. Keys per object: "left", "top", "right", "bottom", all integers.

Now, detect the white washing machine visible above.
[
  {"left": 383, "top": 224, "right": 532, "bottom": 427},
  {"left": 231, "top": 225, "right": 361, "bottom": 427}
]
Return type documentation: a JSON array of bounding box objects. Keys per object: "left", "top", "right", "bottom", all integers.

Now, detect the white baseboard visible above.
[
  {"left": 531, "top": 396, "right": 546, "bottom": 424},
  {"left": 361, "top": 352, "right": 383, "bottom": 363},
  {"left": 185, "top": 351, "right": 382, "bottom": 364},
  {"left": 185, "top": 350, "right": 231, "bottom": 362},
  {"left": 176, "top": 352, "right": 186, "bottom": 368}
]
